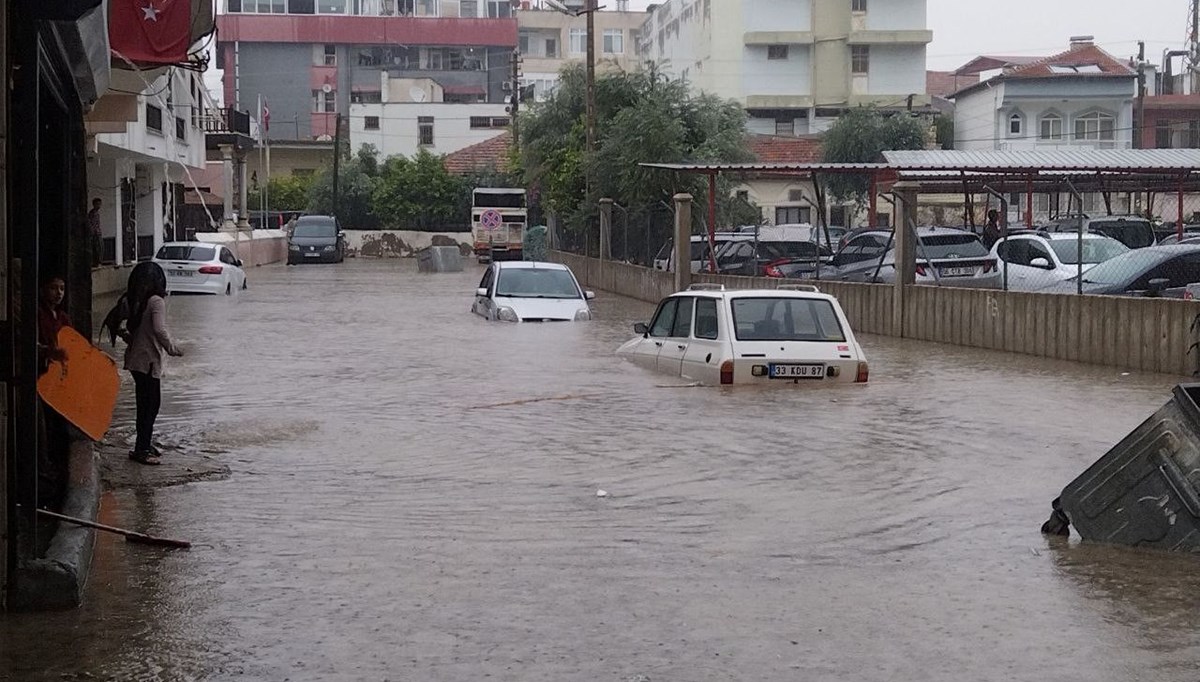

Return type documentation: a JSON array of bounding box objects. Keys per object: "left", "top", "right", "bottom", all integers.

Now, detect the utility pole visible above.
[
  {"left": 585, "top": 0, "right": 596, "bottom": 156},
  {"left": 332, "top": 113, "right": 342, "bottom": 222},
  {"left": 1135, "top": 41, "right": 1146, "bottom": 149},
  {"left": 510, "top": 48, "right": 521, "bottom": 148}
]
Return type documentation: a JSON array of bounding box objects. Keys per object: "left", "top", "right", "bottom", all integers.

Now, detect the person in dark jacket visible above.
[{"left": 982, "top": 209, "right": 1002, "bottom": 249}]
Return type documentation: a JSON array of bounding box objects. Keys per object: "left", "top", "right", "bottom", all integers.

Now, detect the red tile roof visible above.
[
  {"left": 747, "top": 134, "right": 823, "bottom": 164},
  {"left": 954, "top": 55, "right": 1042, "bottom": 76},
  {"left": 442, "top": 131, "right": 512, "bottom": 175},
  {"left": 927, "top": 70, "right": 978, "bottom": 98},
  {"left": 1144, "top": 94, "right": 1200, "bottom": 110},
  {"left": 1006, "top": 43, "right": 1134, "bottom": 78}
]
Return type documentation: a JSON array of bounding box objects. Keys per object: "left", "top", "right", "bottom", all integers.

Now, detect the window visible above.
[
  {"left": 418, "top": 116, "right": 434, "bottom": 146},
  {"left": 318, "top": 0, "right": 345, "bottom": 12},
  {"left": 731, "top": 298, "right": 846, "bottom": 342},
  {"left": 852, "top": 0, "right": 867, "bottom": 10},
  {"left": 323, "top": 44, "right": 337, "bottom": 66},
  {"left": 829, "top": 206, "right": 847, "bottom": 227},
  {"left": 460, "top": 0, "right": 477, "bottom": 16},
  {"left": 735, "top": 190, "right": 750, "bottom": 202},
  {"left": 775, "top": 118, "right": 794, "bottom": 135},
  {"left": 146, "top": 103, "right": 163, "bottom": 133},
  {"left": 545, "top": 38, "right": 558, "bottom": 58},
  {"left": 767, "top": 44, "right": 788, "bottom": 60},
  {"left": 469, "top": 116, "right": 509, "bottom": 129},
  {"left": 787, "top": 189, "right": 804, "bottom": 202},
  {"left": 569, "top": 28, "right": 587, "bottom": 55},
  {"left": 312, "top": 89, "right": 335, "bottom": 112},
  {"left": 519, "top": 35, "right": 530, "bottom": 54},
  {"left": 1074, "top": 112, "right": 1115, "bottom": 141},
  {"left": 603, "top": 29, "right": 624, "bottom": 54},
  {"left": 649, "top": 298, "right": 679, "bottom": 337},
  {"left": 175, "top": 116, "right": 186, "bottom": 140},
  {"left": 486, "top": 0, "right": 511, "bottom": 17},
  {"left": 694, "top": 298, "right": 719, "bottom": 340},
  {"left": 671, "top": 298, "right": 694, "bottom": 338},
  {"left": 364, "top": 116, "right": 380, "bottom": 130},
  {"left": 851, "top": 45, "right": 869, "bottom": 74},
  {"left": 776, "top": 206, "right": 811, "bottom": 225},
  {"left": 1009, "top": 113, "right": 1022, "bottom": 136},
  {"left": 1039, "top": 114, "right": 1063, "bottom": 141},
  {"left": 350, "top": 91, "right": 382, "bottom": 104},
  {"left": 289, "top": 0, "right": 315, "bottom": 13}
]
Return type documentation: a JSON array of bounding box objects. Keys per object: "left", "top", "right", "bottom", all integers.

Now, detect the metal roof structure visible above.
[
  {"left": 881, "top": 149, "right": 1200, "bottom": 172},
  {"left": 638, "top": 162, "right": 888, "bottom": 174}
]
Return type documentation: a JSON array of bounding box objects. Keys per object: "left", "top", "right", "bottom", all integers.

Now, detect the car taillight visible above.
[
  {"left": 855, "top": 362, "right": 870, "bottom": 383},
  {"left": 764, "top": 265, "right": 783, "bottom": 278},
  {"left": 720, "top": 360, "right": 734, "bottom": 385},
  {"left": 198, "top": 265, "right": 223, "bottom": 275},
  {"left": 915, "top": 264, "right": 927, "bottom": 277}
]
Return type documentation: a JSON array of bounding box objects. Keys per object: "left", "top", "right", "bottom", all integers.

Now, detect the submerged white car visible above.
[
  {"left": 153, "top": 242, "right": 248, "bottom": 295},
  {"left": 617, "top": 284, "right": 869, "bottom": 385},
  {"left": 472, "top": 261, "right": 594, "bottom": 322}
]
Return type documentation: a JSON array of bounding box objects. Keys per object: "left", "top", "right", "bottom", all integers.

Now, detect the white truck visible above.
[{"left": 472, "top": 188, "right": 527, "bottom": 263}]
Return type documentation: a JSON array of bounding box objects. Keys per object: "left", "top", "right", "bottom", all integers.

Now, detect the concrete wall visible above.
[
  {"left": 552, "top": 251, "right": 1200, "bottom": 376},
  {"left": 344, "top": 230, "right": 474, "bottom": 257},
  {"left": 864, "top": 0, "right": 927, "bottom": 31},
  {"left": 868, "top": 45, "right": 926, "bottom": 97}
]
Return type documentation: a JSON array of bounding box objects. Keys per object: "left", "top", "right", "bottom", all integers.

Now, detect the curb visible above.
[{"left": 10, "top": 440, "right": 100, "bottom": 611}]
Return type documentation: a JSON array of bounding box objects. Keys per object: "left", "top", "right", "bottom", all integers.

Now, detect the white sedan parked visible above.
[
  {"left": 472, "top": 261, "right": 594, "bottom": 322},
  {"left": 617, "top": 284, "right": 869, "bottom": 385},
  {"left": 153, "top": 242, "right": 248, "bottom": 295},
  {"left": 990, "top": 231, "right": 1129, "bottom": 291}
]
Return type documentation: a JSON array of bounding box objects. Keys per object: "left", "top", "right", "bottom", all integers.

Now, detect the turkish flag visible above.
[{"left": 109, "top": 0, "right": 193, "bottom": 65}]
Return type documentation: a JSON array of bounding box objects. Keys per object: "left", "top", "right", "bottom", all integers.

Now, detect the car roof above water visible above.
[
  {"left": 495, "top": 260, "right": 570, "bottom": 271},
  {"left": 671, "top": 285, "right": 838, "bottom": 304}
]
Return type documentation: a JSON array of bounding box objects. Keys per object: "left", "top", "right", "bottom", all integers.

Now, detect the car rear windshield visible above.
[
  {"left": 495, "top": 268, "right": 581, "bottom": 299},
  {"left": 689, "top": 239, "right": 734, "bottom": 261},
  {"left": 758, "top": 241, "right": 824, "bottom": 259},
  {"left": 731, "top": 297, "right": 846, "bottom": 342},
  {"left": 1088, "top": 220, "right": 1155, "bottom": 248},
  {"left": 156, "top": 245, "right": 214, "bottom": 261},
  {"left": 293, "top": 221, "right": 336, "bottom": 238},
  {"left": 1048, "top": 237, "right": 1129, "bottom": 265},
  {"left": 917, "top": 234, "right": 989, "bottom": 259}
]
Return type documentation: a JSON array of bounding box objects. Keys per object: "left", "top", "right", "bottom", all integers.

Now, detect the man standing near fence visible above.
[
  {"left": 88, "top": 198, "right": 103, "bottom": 267},
  {"left": 982, "top": 209, "right": 1002, "bottom": 249}
]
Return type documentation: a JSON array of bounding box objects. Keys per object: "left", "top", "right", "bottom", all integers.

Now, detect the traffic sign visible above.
[{"left": 481, "top": 209, "right": 503, "bottom": 231}]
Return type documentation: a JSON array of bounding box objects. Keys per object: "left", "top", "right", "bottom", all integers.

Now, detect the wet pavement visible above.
[{"left": 3, "top": 259, "right": 1200, "bottom": 681}]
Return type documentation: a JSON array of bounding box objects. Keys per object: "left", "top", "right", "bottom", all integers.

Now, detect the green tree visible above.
[
  {"left": 821, "top": 106, "right": 927, "bottom": 203},
  {"left": 373, "top": 149, "right": 465, "bottom": 230},
  {"left": 519, "top": 64, "right": 752, "bottom": 242},
  {"left": 248, "top": 173, "right": 314, "bottom": 211},
  {"left": 935, "top": 115, "right": 954, "bottom": 150},
  {"left": 308, "top": 144, "right": 381, "bottom": 229}
]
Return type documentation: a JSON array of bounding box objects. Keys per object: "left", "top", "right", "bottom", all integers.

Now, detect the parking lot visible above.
[{"left": 3, "top": 259, "right": 1199, "bottom": 681}]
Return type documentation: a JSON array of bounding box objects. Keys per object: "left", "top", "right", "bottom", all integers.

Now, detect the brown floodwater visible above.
[{"left": 2, "top": 259, "right": 1198, "bottom": 681}]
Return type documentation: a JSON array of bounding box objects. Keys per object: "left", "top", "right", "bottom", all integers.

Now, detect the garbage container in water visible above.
[
  {"left": 523, "top": 225, "right": 548, "bottom": 262},
  {"left": 1043, "top": 383, "right": 1200, "bottom": 551},
  {"left": 416, "top": 245, "right": 463, "bottom": 273}
]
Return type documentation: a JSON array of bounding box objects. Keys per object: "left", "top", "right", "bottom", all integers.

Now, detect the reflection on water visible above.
[{"left": 1, "top": 259, "right": 1195, "bottom": 681}]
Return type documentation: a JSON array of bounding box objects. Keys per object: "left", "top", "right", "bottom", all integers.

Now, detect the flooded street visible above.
[{"left": 4, "top": 259, "right": 1200, "bottom": 681}]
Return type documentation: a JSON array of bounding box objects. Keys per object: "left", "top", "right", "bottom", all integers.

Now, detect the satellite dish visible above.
[
  {"left": 544, "top": 0, "right": 571, "bottom": 12},
  {"left": 321, "top": 83, "right": 333, "bottom": 94},
  {"left": 409, "top": 86, "right": 428, "bottom": 103}
]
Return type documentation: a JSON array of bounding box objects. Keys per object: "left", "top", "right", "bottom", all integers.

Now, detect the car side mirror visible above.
[
  {"left": 1030, "top": 257, "right": 1051, "bottom": 268},
  {"left": 584, "top": 291, "right": 596, "bottom": 300},
  {"left": 235, "top": 258, "right": 244, "bottom": 267},
  {"left": 1148, "top": 278, "right": 1170, "bottom": 294},
  {"left": 476, "top": 287, "right": 488, "bottom": 297},
  {"left": 633, "top": 322, "right": 649, "bottom": 335}
]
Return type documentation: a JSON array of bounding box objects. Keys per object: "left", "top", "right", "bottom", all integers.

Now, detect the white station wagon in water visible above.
[
  {"left": 472, "top": 261, "right": 594, "bottom": 322},
  {"left": 617, "top": 285, "right": 869, "bottom": 385}
]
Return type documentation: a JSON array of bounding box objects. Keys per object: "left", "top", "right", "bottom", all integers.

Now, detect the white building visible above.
[
  {"left": 952, "top": 39, "right": 1137, "bottom": 152},
  {"left": 518, "top": 3, "right": 646, "bottom": 102},
  {"left": 349, "top": 74, "right": 510, "bottom": 158},
  {"left": 639, "top": 0, "right": 932, "bottom": 135},
  {"left": 86, "top": 69, "right": 210, "bottom": 265}
]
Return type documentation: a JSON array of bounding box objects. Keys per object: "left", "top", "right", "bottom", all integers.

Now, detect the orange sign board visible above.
[{"left": 37, "top": 327, "right": 120, "bottom": 442}]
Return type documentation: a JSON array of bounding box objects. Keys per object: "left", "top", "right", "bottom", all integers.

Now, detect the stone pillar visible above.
[
  {"left": 892, "top": 181, "right": 919, "bottom": 336},
  {"left": 220, "top": 144, "right": 236, "bottom": 231},
  {"left": 236, "top": 150, "right": 251, "bottom": 231},
  {"left": 673, "top": 193, "right": 693, "bottom": 293},
  {"left": 598, "top": 198, "right": 613, "bottom": 262}
]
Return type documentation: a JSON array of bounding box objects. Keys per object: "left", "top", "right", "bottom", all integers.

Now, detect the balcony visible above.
[{"left": 197, "top": 107, "right": 257, "bottom": 152}]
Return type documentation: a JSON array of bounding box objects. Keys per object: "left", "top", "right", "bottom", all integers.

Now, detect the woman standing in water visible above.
[{"left": 104, "top": 262, "right": 183, "bottom": 465}]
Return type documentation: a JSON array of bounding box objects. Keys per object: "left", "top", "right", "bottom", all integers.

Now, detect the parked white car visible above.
[
  {"left": 153, "top": 242, "right": 247, "bottom": 295},
  {"left": 653, "top": 232, "right": 744, "bottom": 273},
  {"left": 990, "top": 231, "right": 1129, "bottom": 291},
  {"left": 472, "top": 261, "right": 594, "bottom": 322},
  {"left": 616, "top": 284, "right": 869, "bottom": 385}
]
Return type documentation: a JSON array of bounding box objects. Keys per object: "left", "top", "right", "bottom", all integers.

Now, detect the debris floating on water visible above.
[
  {"left": 468, "top": 394, "right": 603, "bottom": 410},
  {"left": 596, "top": 489, "right": 609, "bottom": 498}
]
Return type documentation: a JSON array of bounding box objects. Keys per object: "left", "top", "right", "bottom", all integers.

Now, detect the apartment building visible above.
[
  {"left": 215, "top": 0, "right": 518, "bottom": 142},
  {"left": 638, "top": 0, "right": 932, "bottom": 135},
  {"left": 517, "top": 0, "right": 644, "bottom": 102}
]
